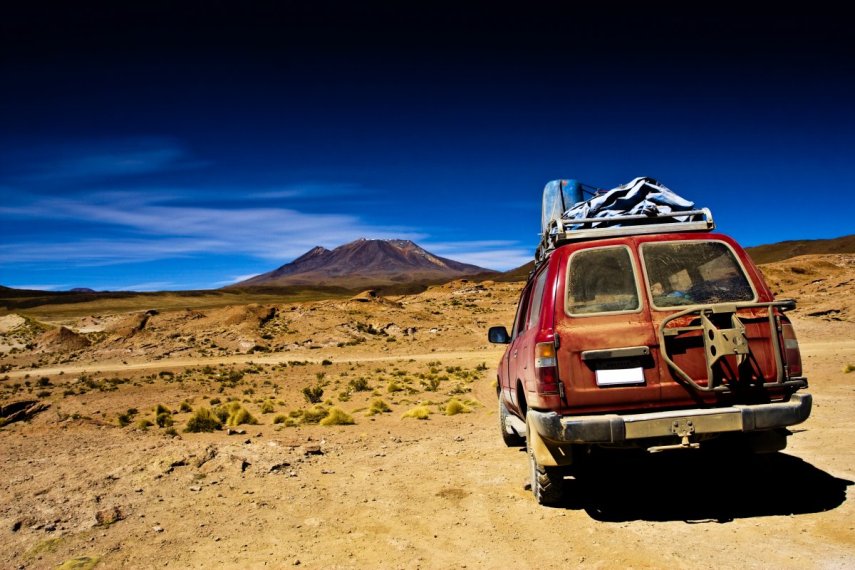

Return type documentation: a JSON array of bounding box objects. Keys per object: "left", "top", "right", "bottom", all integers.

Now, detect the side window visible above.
[
  {"left": 567, "top": 246, "right": 640, "bottom": 315},
  {"left": 526, "top": 268, "right": 549, "bottom": 330},
  {"left": 512, "top": 285, "right": 532, "bottom": 338}
]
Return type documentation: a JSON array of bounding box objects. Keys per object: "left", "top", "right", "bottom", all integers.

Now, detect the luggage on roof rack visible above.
[{"left": 536, "top": 176, "right": 715, "bottom": 264}]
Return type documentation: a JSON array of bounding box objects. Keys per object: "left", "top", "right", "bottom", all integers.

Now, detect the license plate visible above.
[{"left": 595, "top": 366, "right": 644, "bottom": 386}]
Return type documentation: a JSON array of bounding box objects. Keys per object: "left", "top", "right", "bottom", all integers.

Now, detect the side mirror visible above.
[{"left": 488, "top": 326, "right": 510, "bottom": 344}]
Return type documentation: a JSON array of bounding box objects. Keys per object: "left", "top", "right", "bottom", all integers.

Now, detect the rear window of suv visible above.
[
  {"left": 641, "top": 240, "right": 755, "bottom": 308},
  {"left": 567, "top": 246, "right": 640, "bottom": 315}
]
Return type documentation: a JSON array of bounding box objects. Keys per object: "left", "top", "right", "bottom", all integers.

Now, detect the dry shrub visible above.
[
  {"left": 303, "top": 385, "right": 324, "bottom": 403},
  {"left": 226, "top": 406, "right": 258, "bottom": 427},
  {"left": 402, "top": 405, "right": 431, "bottom": 420},
  {"left": 135, "top": 418, "right": 154, "bottom": 430},
  {"left": 367, "top": 399, "right": 392, "bottom": 416},
  {"left": 56, "top": 556, "right": 100, "bottom": 570},
  {"left": 301, "top": 405, "right": 329, "bottom": 424},
  {"left": 156, "top": 412, "right": 174, "bottom": 427},
  {"left": 184, "top": 407, "right": 222, "bottom": 433},
  {"left": 445, "top": 398, "right": 471, "bottom": 416},
  {"left": 349, "top": 377, "right": 370, "bottom": 391},
  {"left": 320, "top": 407, "right": 355, "bottom": 426},
  {"left": 287, "top": 405, "right": 329, "bottom": 425}
]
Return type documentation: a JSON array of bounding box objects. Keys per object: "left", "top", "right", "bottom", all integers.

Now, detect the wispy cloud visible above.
[
  {"left": 0, "top": 190, "right": 426, "bottom": 265},
  {"left": 112, "top": 281, "right": 180, "bottom": 292},
  {"left": 424, "top": 241, "right": 533, "bottom": 271},
  {"left": 5, "top": 138, "right": 203, "bottom": 183},
  {"left": 10, "top": 284, "right": 70, "bottom": 291},
  {"left": 246, "top": 183, "right": 364, "bottom": 200},
  {"left": 0, "top": 142, "right": 532, "bottom": 278},
  {"left": 210, "top": 273, "right": 262, "bottom": 287}
]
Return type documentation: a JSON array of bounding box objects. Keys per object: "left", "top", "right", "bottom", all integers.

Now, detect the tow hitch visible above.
[{"left": 648, "top": 418, "right": 701, "bottom": 452}]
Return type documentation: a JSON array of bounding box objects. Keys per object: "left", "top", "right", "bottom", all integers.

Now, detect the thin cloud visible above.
[
  {"left": 12, "top": 138, "right": 199, "bottom": 182},
  {"left": 8, "top": 284, "right": 69, "bottom": 291},
  {"left": 104, "top": 281, "right": 180, "bottom": 292},
  {"left": 246, "top": 182, "right": 365, "bottom": 200},
  {"left": 422, "top": 241, "right": 533, "bottom": 271},
  {"left": 0, "top": 190, "right": 426, "bottom": 265},
  {"left": 211, "top": 273, "right": 262, "bottom": 286}
]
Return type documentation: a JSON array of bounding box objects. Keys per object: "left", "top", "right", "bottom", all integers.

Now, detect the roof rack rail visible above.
[{"left": 535, "top": 207, "right": 715, "bottom": 264}]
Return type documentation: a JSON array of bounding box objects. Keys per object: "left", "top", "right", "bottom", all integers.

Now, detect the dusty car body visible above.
[{"left": 490, "top": 206, "right": 811, "bottom": 505}]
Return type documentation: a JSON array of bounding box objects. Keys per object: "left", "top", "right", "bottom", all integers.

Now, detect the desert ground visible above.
[{"left": 1, "top": 255, "right": 854, "bottom": 569}]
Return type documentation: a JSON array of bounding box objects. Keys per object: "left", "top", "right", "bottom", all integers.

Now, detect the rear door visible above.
[
  {"left": 554, "top": 241, "right": 663, "bottom": 413},
  {"left": 639, "top": 236, "right": 780, "bottom": 404}
]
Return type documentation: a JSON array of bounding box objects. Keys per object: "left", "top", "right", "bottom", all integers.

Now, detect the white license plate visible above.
[{"left": 595, "top": 367, "right": 645, "bottom": 386}]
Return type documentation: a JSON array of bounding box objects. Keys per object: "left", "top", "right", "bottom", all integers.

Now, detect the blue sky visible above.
[{"left": 1, "top": 3, "right": 853, "bottom": 291}]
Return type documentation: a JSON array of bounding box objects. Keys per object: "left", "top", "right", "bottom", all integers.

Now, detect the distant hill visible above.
[
  {"left": 230, "top": 239, "right": 497, "bottom": 289},
  {"left": 494, "top": 235, "right": 855, "bottom": 283},
  {"left": 746, "top": 235, "right": 855, "bottom": 265},
  {"left": 495, "top": 261, "right": 535, "bottom": 282}
]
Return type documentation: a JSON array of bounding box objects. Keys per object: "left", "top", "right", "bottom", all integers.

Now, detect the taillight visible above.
[
  {"left": 781, "top": 322, "right": 803, "bottom": 377},
  {"left": 535, "top": 341, "right": 559, "bottom": 394}
]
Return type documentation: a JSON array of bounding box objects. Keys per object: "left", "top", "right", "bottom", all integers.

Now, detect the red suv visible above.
[{"left": 489, "top": 209, "right": 811, "bottom": 505}]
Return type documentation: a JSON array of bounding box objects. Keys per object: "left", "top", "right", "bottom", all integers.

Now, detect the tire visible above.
[
  {"left": 499, "top": 397, "right": 525, "bottom": 447},
  {"left": 527, "top": 426, "right": 565, "bottom": 506}
]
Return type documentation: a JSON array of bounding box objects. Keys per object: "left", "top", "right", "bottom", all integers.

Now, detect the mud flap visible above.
[{"left": 526, "top": 413, "right": 574, "bottom": 467}]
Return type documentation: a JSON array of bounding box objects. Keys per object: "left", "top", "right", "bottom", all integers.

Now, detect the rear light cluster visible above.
[
  {"left": 780, "top": 321, "right": 803, "bottom": 377},
  {"left": 534, "top": 340, "right": 559, "bottom": 395}
]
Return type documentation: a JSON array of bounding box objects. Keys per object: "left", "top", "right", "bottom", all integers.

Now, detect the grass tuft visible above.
[
  {"left": 156, "top": 412, "right": 174, "bottom": 428},
  {"left": 226, "top": 406, "right": 258, "bottom": 427},
  {"left": 184, "top": 407, "right": 222, "bottom": 433},
  {"left": 135, "top": 418, "right": 153, "bottom": 430},
  {"left": 402, "top": 405, "right": 431, "bottom": 420},
  {"left": 299, "top": 405, "right": 329, "bottom": 424},
  {"left": 367, "top": 399, "right": 392, "bottom": 416},
  {"left": 320, "top": 406, "right": 355, "bottom": 426},
  {"left": 445, "top": 398, "right": 471, "bottom": 416},
  {"left": 56, "top": 556, "right": 100, "bottom": 570}
]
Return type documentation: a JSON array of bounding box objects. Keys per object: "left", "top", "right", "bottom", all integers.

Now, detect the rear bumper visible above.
[{"left": 529, "top": 393, "right": 812, "bottom": 444}]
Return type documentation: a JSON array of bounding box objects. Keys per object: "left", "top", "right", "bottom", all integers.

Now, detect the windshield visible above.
[{"left": 641, "top": 241, "right": 755, "bottom": 307}]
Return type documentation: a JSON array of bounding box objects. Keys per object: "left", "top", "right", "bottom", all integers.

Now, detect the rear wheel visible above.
[
  {"left": 527, "top": 427, "right": 565, "bottom": 505},
  {"left": 499, "top": 397, "right": 525, "bottom": 447}
]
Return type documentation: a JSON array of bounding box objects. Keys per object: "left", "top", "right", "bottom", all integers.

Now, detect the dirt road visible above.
[
  {"left": 1, "top": 349, "right": 507, "bottom": 380},
  {"left": 2, "top": 330, "right": 854, "bottom": 569}
]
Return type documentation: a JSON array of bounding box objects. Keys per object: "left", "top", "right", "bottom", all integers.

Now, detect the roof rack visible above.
[{"left": 535, "top": 207, "right": 715, "bottom": 264}]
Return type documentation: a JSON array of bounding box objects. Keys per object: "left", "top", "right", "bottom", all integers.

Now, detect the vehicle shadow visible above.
[{"left": 556, "top": 451, "right": 852, "bottom": 523}]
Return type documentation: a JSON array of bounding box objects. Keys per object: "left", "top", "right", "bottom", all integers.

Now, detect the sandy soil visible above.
[{"left": 1, "top": 270, "right": 854, "bottom": 569}]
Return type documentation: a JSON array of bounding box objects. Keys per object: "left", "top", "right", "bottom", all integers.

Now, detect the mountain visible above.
[
  {"left": 745, "top": 234, "right": 855, "bottom": 265},
  {"left": 231, "top": 239, "right": 496, "bottom": 289}
]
